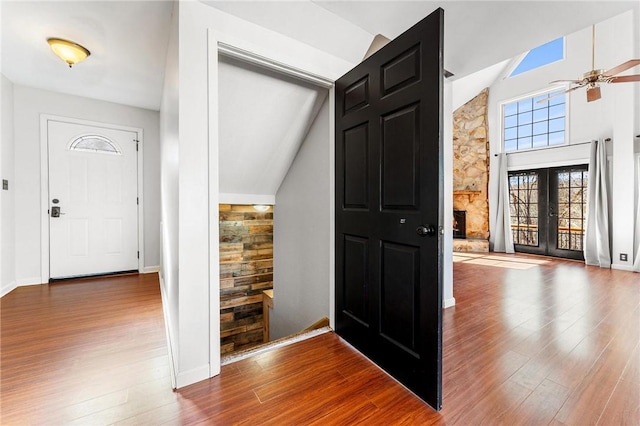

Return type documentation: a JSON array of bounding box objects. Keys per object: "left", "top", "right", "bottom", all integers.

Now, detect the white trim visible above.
[
  {"left": 1, "top": 281, "right": 17, "bottom": 298},
  {"left": 328, "top": 86, "right": 336, "bottom": 330},
  {"left": 444, "top": 297, "right": 456, "bottom": 309},
  {"left": 39, "top": 115, "right": 145, "bottom": 282},
  {"left": 17, "top": 278, "right": 42, "bottom": 286},
  {"left": 219, "top": 193, "right": 275, "bottom": 205},
  {"left": 137, "top": 129, "right": 145, "bottom": 274},
  {"left": 176, "top": 364, "right": 211, "bottom": 389},
  {"left": 611, "top": 263, "right": 634, "bottom": 271},
  {"left": 208, "top": 29, "right": 221, "bottom": 379},
  {"left": 143, "top": 266, "right": 160, "bottom": 274},
  {"left": 158, "top": 271, "right": 177, "bottom": 389}
]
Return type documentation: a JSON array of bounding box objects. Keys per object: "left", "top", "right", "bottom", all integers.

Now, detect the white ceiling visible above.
[
  {"left": 1, "top": 1, "right": 637, "bottom": 110},
  {"left": 1, "top": 1, "right": 173, "bottom": 111}
]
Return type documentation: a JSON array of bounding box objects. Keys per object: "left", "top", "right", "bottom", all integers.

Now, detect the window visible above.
[
  {"left": 509, "top": 37, "right": 564, "bottom": 77},
  {"left": 69, "top": 134, "right": 121, "bottom": 155},
  {"left": 503, "top": 91, "right": 565, "bottom": 152}
]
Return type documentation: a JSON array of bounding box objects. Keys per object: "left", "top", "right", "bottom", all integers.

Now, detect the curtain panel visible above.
[
  {"left": 491, "top": 153, "right": 514, "bottom": 253},
  {"left": 584, "top": 139, "right": 611, "bottom": 268}
]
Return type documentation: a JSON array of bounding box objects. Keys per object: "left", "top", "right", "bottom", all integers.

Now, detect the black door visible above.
[
  {"left": 508, "top": 165, "right": 588, "bottom": 260},
  {"left": 335, "top": 9, "right": 444, "bottom": 410}
]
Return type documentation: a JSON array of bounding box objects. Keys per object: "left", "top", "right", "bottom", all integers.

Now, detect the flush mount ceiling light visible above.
[
  {"left": 47, "top": 38, "right": 90, "bottom": 68},
  {"left": 252, "top": 205, "right": 270, "bottom": 212}
]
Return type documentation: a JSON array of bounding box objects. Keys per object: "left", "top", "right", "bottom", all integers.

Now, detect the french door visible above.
[{"left": 508, "top": 165, "right": 588, "bottom": 260}]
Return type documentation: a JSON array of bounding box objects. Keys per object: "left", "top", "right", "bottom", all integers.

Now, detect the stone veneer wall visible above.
[
  {"left": 219, "top": 204, "right": 273, "bottom": 354},
  {"left": 453, "top": 88, "right": 490, "bottom": 240}
]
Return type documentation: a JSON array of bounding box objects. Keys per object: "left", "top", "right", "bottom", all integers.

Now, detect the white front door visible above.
[{"left": 48, "top": 120, "right": 139, "bottom": 279}]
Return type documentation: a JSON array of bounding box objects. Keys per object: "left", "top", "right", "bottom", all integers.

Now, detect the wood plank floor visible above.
[{"left": 1, "top": 254, "right": 638, "bottom": 425}]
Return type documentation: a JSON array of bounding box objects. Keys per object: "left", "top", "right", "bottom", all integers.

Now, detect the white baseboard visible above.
[
  {"left": 444, "top": 297, "right": 456, "bottom": 309},
  {"left": 143, "top": 265, "right": 160, "bottom": 274},
  {"left": 611, "top": 263, "right": 634, "bottom": 272},
  {"left": 1, "top": 281, "right": 17, "bottom": 298},
  {"left": 158, "top": 273, "right": 178, "bottom": 389},
  {"left": 176, "top": 364, "right": 211, "bottom": 389},
  {"left": 17, "top": 277, "right": 43, "bottom": 286}
]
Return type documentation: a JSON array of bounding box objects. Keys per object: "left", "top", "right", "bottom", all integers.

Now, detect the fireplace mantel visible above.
[{"left": 453, "top": 190, "right": 483, "bottom": 202}]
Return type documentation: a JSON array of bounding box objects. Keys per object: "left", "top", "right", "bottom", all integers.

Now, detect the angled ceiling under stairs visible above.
[{"left": 218, "top": 55, "right": 328, "bottom": 202}]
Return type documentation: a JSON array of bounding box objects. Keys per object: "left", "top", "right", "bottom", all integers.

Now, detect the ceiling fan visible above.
[{"left": 540, "top": 25, "right": 640, "bottom": 103}]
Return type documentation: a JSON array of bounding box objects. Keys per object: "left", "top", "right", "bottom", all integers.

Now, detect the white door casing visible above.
[{"left": 42, "top": 116, "right": 143, "bottom": 280}]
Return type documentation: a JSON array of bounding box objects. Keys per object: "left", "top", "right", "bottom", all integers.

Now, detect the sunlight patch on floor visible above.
[{"left": 453, "top": 253, "right": 549, "bottom": 270}]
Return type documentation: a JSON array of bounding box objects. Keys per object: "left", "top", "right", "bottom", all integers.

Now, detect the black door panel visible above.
[{"left": 335, "top": 8, "right": 444, "bottom": 410}]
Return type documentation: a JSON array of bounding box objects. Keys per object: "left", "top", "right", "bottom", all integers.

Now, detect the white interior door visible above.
[{"left": 48, "top": 120, "right": 138, "bottom": 279}]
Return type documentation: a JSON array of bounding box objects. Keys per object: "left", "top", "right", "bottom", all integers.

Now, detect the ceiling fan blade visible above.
[
  {"left": 603, "top": 59, "right": 640, "bottom": 77},
  {"left": 536, "top": 86, "right": 581, "bottom": 103},
  {"left": 586, "top": 85, "right": 601, "bottom": 102},
  {"left": 609, "top": 74, "right": 640, "bottom": 83},
  {"left": 549, "top": 79, "right": 582, "bottom": 84}
]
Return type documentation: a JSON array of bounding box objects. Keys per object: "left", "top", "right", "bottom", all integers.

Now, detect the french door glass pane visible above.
[
  {"left": 556, "top": 168, "right": 588, "bottom": 251},
  {"left": 508, "top": 171, "right": 539, "bottom": 246}
]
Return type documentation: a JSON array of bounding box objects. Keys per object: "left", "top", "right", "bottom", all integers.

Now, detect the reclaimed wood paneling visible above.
[{"left": 219, "top": 204, "right": 273, "bottom": 354}]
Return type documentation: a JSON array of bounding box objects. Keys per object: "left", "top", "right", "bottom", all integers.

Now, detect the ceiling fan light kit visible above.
[
  {"left": 539, "top": 25, "right": 639, "bottom": 103},
  {"left": 47, "top": 38, "right": 91, "bottom": 68}
]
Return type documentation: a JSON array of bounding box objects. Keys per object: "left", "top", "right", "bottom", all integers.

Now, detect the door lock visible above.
[
  {"left": 51, "top": 206, "right": 61, "bottom": 217},
  {"left": 416, "top": 224, "right": 436, "bottom": 237}
]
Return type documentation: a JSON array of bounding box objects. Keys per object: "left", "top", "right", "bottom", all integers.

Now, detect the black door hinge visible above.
[
  {"left": 137, "top": 251, "right": 140, "bottom": 259},
  {"left": 137, "top": 197, "right": 139, "bottom": 205}
]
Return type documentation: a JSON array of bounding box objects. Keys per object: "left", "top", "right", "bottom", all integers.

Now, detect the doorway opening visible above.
[{"left": 508, "top": 165, "right": 588, "bottom": 260}]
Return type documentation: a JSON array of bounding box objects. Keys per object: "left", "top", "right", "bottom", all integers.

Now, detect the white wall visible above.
[
  {"left": 12, "top": 85, "right": 161, "bottom": 285},
  {"left": 487, "top": 10, "right": 638, "bottom": 270},
  {"left": 1, "top": 74, "right": 16, "bottom": 296},
  {"left": 273, "top": 95, "right": 330, "bottom": 339},
  {"left": 159, "top": 0, "right": 179, "bottom": 386}
]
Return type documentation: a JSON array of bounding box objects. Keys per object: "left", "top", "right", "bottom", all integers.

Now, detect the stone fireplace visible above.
[{"left": 453, "top": 88, "right": 490, "bottom": 252}]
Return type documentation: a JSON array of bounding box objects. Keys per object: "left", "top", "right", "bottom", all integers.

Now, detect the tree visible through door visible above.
[
  {"left": 508, "top": 165, "right": 588, "bottom": 260},
  {"left": 335, "top": 9, "right": 444, "bottom": 409}
]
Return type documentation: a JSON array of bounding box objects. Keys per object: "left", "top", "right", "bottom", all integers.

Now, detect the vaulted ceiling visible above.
[{"left": 2, "top": 1, "right": 637, "bottom": 111}]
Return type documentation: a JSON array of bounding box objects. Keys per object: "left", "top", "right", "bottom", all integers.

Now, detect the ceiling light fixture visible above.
[
  {"left": 47, "top": 38, "right": 90, "bottom": 68},
  {"left": 252, "top": 205, "right": 270, "bottom": 212}
]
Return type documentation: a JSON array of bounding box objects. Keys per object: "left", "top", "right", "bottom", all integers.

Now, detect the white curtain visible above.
[
  {"left": 584, "top": 139, "right": 611, "bottom": 268},
  {"left": 634, "top": 154, "right": 640, "bottom": 272},
  {"left": 492, "top": 153, "right": 514, "bottom": 253}
]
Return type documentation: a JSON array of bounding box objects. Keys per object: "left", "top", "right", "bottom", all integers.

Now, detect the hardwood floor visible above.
[{"left": 1, "top": 254, "right": 638, "bottom": 424}]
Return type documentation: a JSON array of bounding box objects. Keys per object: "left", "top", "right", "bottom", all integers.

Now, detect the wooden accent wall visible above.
[{"left": 219, "top": 204, "right": 273, "bottom": 354}]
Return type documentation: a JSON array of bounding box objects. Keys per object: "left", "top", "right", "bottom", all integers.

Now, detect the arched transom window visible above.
[{"left": 68, "top": 134, "right": 121, "bottom": 155}]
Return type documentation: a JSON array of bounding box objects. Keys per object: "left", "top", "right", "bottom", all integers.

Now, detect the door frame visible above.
[
  {"left": 206, "top": 31, "right": 338, "bottom": 379},
  {"left": 39, "top": 114, "right": 145, "bottom": 283}
]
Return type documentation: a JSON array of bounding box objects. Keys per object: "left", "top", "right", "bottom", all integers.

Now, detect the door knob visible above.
[{"left": 416, "top": 225, "right": 436, "bottom": 237}]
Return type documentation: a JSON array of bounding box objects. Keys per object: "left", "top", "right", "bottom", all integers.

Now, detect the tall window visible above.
[{"left": 503, "top": 91, "right": 566, "bottom": 152}]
